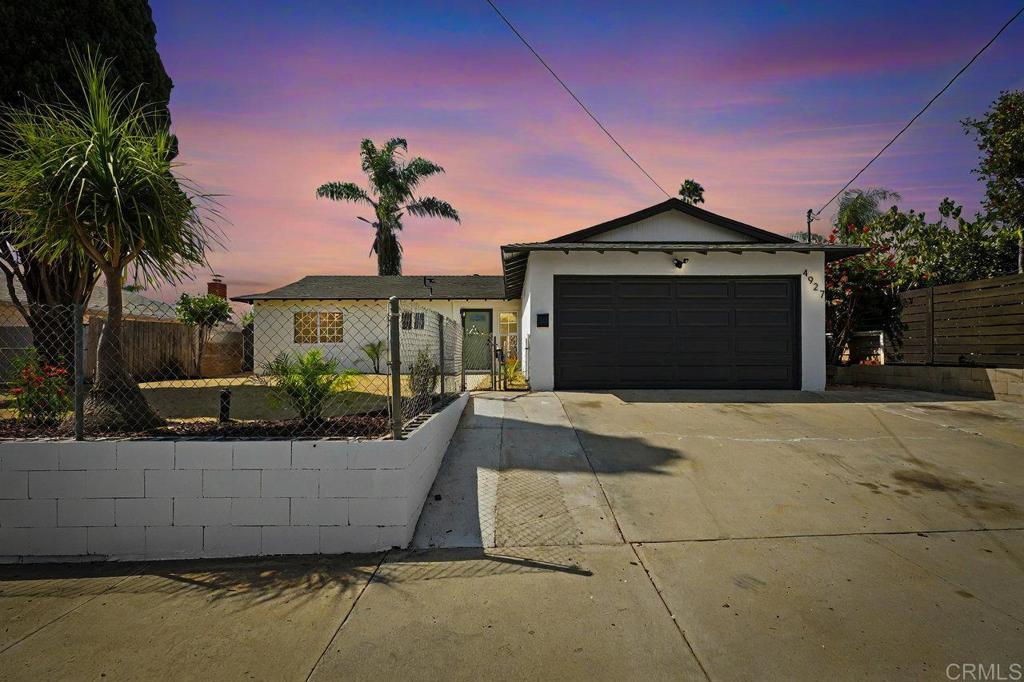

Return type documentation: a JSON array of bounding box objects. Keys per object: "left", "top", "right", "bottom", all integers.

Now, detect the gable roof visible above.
[
  {"left": 0, "top": 281, "right": 178, "bottom": 322},
  {"left": 547, "top": 198, "right": 798, "bottom": 244},
  {"left": 499, "top": 200, "right": 866, "bottom": 299},
  {"left": 232, "top": 275, "right": 507, "bottom": 303}
]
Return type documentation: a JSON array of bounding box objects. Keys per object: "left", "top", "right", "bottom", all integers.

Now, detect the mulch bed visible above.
[
  {"left": 0, "top": 396, "right": 460, "bottom": 441},
  {"left": 0, "top": 414, "right": 391, "bottom": 441}
]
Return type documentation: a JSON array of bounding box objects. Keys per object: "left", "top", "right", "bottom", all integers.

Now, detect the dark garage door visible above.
[{"left": 553, "top": 276, "right": 800, "bottom": 389}]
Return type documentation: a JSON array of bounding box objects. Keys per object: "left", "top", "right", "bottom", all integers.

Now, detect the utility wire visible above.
[
  {"left": 484, "top": 0, "right": 672, "bottom": 198},
  {"left": 814, "top": 3, "right": 1024, "bottom": 219}
]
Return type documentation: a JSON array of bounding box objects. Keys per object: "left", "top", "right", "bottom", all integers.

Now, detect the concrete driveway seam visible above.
[
  {"left": 865, "top": 533, "right": 1024, "bottom": 628},
  {"left": 0, "top": 563, "right": 149, "bottom": 657},
  {"left": 628, "top": 526, "right": 1024, "bottom": 545},
  {"left": 558, "top": 393, "right": 713, "bottom": 682},
  {"left": 303, "top": 550, "right": 388, "bottom": 682}
]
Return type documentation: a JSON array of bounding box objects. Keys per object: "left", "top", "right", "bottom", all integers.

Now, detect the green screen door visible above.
[{"left": 462, "top": 310, "right": 492, "bottom": 371}]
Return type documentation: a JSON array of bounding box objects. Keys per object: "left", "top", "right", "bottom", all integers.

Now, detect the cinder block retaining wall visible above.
[
  {"left": 830, "top": 365, "right": 1023, "bottom": 402},
  {"left": 0, "top": 392, "right": 468, "bottom": 563}
]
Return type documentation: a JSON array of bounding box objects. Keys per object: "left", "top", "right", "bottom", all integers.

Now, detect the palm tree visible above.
[
  {"left": 0, "top": 51, "right": 219, "bottom": 431},
  {"left": 834, "top": 187, "right": 901, "bottom": 232},
  {"left": 678, "top": 178, "right": 705, "bottom": 205},
  {"left": 316, "top": 138, "right": 459, "bottom": 275}
]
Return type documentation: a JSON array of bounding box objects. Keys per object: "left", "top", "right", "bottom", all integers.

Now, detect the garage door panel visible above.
[
  {"left": 554, "top": 276, "right": 799, "bottom": 390},
  {"left": 559, "top": 309, "right": 615, "bottom": 325},
  {"left": 736, "top": 365, "right": 793, "bottom": 382},
  {"left": 679, "top": 337, "right": 734, "bottom": 354},
  {"left": 735, "top": 335, "right": 792, "bottom": 354},
  {"left": 618, "top": 281, "right": 674, "bottom": 299},
  {"left": 558, "top": 280, "right": 616, "bottom": 298},
  {"left": 618, "top": 309, "right": 673, "bottom": 326},
  {"left": 674, "top": 282, "right": 730, "bottom": 298},
  {"left": 735, "top": 309, "right": 793, "bottom": 327},
  {"left": 734, "top": 281, "right": 791, "bottom": 298},
  {"left": 623, "top": 336, "right": 676, "bottom": 354},
  {"left": 677, "top": 309, "right": 732, "bottom": 326},
  {"left": 675, "top": 365, "right": 733, "bottom": 382}
]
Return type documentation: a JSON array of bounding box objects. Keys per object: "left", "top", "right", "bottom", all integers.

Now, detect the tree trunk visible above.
[
  {"left": 194, "top": 326, "right": 207, "bottom": 377},
  {"left": 377, "top": 230, "right": 401, "bottom": 276},
  {"left": 6, "top": 246, "right": 97, "bottom": 377},
  {"left": 81, "top": 270, "right": 164, "bottom": 432},
  {"left": 25, "top": 305, "right": 76, "bottom": 372}
]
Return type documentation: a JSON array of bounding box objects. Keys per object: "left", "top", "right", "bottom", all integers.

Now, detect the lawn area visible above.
[{"left": 0, "top": 373, "right": 472, "bottom": 422}]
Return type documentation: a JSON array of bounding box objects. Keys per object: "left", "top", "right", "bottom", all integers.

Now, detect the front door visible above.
[{"left": 462, "top": 309, "right": 492, "bottom": 372}]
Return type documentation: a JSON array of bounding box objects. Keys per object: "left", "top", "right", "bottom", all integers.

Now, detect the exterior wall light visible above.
[{"left": 672, "top": 258, "right": 689, "bottom": 269}]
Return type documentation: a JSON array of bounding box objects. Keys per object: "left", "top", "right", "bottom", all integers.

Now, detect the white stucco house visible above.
[{"left": 234, "top": 199, "right": 864, "bottom": 390}]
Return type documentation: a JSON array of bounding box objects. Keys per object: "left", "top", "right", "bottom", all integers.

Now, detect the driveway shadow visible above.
[
  {"left": 412, "top": 393, "right": 683, "bottom": 550},
  {"left": 0, "top": 554, "right": 378, "bottom": 610}
]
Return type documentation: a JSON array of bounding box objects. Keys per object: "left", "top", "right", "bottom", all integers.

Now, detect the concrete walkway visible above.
[{"left": 2, "top": 389, "right": 1023, "bottom": 681}]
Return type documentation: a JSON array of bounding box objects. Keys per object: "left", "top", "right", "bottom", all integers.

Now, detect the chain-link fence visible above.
[
  {"left": 0, "top": 296, "right": 466, "bottom": 440},
  {"left": 395, "top": 300, "right": 463, "bottom": 430}
]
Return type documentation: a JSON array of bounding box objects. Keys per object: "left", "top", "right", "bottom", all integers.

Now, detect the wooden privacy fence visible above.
[
  {"left": 85, "top": 318, "right": 244, "bottom": 381},
  {"left": 897, "top": 273, "right": 1024, "bottom": 367}
]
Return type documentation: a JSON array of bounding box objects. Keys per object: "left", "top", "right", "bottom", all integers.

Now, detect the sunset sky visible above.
[{"left": 148, "top": 0, "right": 1024, "bottom": 300}]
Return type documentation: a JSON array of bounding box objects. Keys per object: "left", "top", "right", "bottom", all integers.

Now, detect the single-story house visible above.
[
  {"left": 234, "top": 198, "right": 865, "bottom": 390},
  {"left": 232, "top": 275, "right": 517, "bottom": 374}
]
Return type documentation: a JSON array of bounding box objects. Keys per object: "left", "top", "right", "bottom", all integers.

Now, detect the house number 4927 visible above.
[{"left": 803, "top": 269, "right": 825, "bottom": 299}]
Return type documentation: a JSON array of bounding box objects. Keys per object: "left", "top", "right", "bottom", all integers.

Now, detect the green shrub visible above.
[
  {"left": 503, "top": 357, "right": 527, "bottom": 389},
  {"left": 9, "top": 349, "right": 72, "bottom": 425},
  {"left": 408, "top": 349, "right": 438, "bottom": 410},
  {"left": 262, "top": 349, "right": 358, "bottom": 421}
]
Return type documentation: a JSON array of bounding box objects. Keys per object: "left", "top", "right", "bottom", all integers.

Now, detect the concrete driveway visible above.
[{"left": 2, "top": 389, "right": 1022, "bottom": 681}]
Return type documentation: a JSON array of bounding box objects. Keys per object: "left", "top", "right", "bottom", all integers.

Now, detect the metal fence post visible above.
[
  {"left": 488, "top": 337, "right": 494, "bottom": 390},
  {"left": 437, "top": 312, "right": 445, "bottom": 403},
  {"left": 389, "top": 297, "right": 403, "bottom": 440},
  {"left": 73, "top": 304, "right": 85, "bottom": 440}
]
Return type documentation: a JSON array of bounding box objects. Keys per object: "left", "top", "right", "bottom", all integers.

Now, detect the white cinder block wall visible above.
[{"left": 0, "top": 393, "right": 467, "bottom": 563}]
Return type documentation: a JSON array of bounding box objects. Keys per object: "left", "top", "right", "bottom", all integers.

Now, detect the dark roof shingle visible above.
[{"left": 232, "top": 275, "right": 507, "bottom": 303}]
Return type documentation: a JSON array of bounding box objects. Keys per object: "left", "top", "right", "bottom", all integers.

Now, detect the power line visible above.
[
  {"left": 484, "top": 0, "right": 672, "bottom": 198},
  {"left": 813, "top": 3, "right": 1024, "bottom": 219}
]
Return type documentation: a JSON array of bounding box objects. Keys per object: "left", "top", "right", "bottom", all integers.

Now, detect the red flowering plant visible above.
[
  {"left": 8, "top": 350, "right": 72, "bottom": 425},
  {"left": 824, "top": 189, "right": 1019, "bottom": 365},
  {"left": 824, "top": 218, "right": 905, "bottom": 365}
]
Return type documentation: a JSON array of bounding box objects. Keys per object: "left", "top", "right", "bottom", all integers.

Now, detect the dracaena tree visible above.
[
  {"left": 0, "top": 52, "right": 219, "bottom": 431},
  {"left": 315, "top": 138, "right": 459, "bottom": 275},
  {"left": 0, "top": 0, "right": 174, "bottom": 370}
]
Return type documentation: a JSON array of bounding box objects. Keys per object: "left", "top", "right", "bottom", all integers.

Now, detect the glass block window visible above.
[
  {"left": 293, "top": 311, "right": 343, "bottom": 343},
  {"left": 293, "top": 311, "right": 318, "bottom": 343},
  {"left": 319, "top": 312, "right": 343, "bottom": 342}
]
